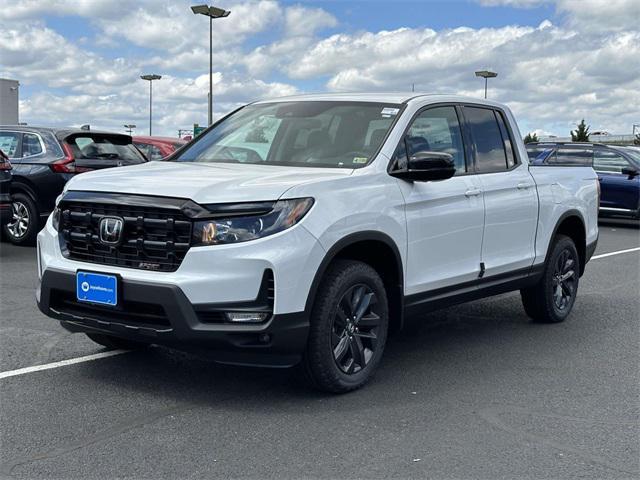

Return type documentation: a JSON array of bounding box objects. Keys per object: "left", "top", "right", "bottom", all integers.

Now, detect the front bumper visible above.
[{"left": 37, "top": 268, "right": 309, "bottom": 367}]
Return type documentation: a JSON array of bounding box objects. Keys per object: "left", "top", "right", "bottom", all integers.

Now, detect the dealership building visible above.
[{"left": 0, "top": 78, "right": 19, "bottom": 125}]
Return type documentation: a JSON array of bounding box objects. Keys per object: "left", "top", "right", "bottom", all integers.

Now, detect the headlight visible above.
[{"left": 192, "top": 198, "right": 314, "bottom": 246}]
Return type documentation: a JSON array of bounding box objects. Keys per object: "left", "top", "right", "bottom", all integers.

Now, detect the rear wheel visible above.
[
  {"left": 300, "top": 260, "right": 389, "bottom": 393},
  {"left": 86, "top": 333, "right": 150, "bottom": 350},
  {"left": 3, "top": 193, "right": 39, "bottom": 246},
  {"left": 521, "top": 234, "right": 579, "bottom": 323}
]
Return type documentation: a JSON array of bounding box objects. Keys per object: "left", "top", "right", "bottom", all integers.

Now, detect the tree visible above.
[
  {"left": 571, "top": 119, "right": 590, "bottom": 142},
  {"left": 634, "top": 133, "right": 640, "bottom": 146},
  {"left": 523, "top": 132, "right": 539, "bottom": 144}
]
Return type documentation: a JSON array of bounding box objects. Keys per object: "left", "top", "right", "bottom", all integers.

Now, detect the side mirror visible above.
[
  {"left": 621, "top": 166, "right": 638, "bottom": 178},
  {"left": 391, "top": 151, "right": 456, "bottom": 182}
]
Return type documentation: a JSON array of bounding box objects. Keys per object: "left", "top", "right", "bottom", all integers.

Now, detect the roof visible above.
[
  {"left": 0, "top": 125, "right": 129, "bottom": 138},
  {"left": 253, "top": 92, "right": 503, "bottom": 107}
]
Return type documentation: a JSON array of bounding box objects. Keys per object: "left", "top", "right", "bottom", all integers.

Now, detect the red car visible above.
[{"left": 133, "top": 136, "right": 187, "bottom": 160}]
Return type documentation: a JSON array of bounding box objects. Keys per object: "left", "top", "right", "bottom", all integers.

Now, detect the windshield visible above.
[{"left": 174, "top": 101, "right": 403, "bottom": 168}]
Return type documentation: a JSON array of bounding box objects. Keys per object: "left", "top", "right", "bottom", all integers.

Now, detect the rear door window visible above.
[
  {"left": 594, "top": 150, "right": 629, "bottom": 174},
  {"left": 0, "top": 132, "right": 21, "bottom": 158},
  {"left": 464, "top": 106, "right": 508, "bottom": 173},
  {"left": 548, "top": 147, "right": 593, "bottom": 166}
]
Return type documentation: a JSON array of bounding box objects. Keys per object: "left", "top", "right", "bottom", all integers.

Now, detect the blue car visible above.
[{"left": 526, "top": 142, "right": 640, "bottom": 219}]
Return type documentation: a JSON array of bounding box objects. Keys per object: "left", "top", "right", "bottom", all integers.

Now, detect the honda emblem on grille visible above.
[{"left": 99, "top": 216, "right": 124, "bottom": 245}]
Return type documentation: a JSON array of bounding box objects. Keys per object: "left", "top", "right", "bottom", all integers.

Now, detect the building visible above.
[{"left": 0, "top": 78, "right": 19, "bottom": 125}]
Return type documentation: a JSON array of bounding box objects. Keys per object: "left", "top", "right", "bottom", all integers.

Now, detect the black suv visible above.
[{"left": 0, "top": 126, "right": 147, "bottom": 245}]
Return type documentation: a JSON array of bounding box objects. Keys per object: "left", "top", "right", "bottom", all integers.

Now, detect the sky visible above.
[{"left": 1, "top": 0, "right": 638, "bottom": 138}]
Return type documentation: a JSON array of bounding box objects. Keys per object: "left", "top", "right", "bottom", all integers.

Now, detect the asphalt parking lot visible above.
[{"left": 1, "top": 220, "right": 638, "bottom": 479}]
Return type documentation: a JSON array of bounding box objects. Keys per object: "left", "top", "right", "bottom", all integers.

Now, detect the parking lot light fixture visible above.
[
  {"left": 475, "top": 70, "right": 498, "bottom": 99},
  {"left": 124, "top": 124, "right": 136, "bottom": 135},
  {"left": 140, "top": 74, "right": 161, "bottom": 135},
  {"left": 190, "top": 4, "right": 231, "bottom": 126}
]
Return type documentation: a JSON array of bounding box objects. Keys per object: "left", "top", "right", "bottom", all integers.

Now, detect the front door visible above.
[{"left": 394, "top": 105, "right": 485, "bottom": 295}]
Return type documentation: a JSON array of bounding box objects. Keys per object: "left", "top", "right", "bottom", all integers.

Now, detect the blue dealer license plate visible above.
[{"left": 76, "top": 271, "right": 118, "bottom": 306}]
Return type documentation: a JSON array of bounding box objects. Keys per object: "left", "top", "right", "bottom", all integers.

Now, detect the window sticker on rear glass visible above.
[
  {"left": 353, "top": 157, "right": 368, "bottom": 164},
  {"left": 381, "top": 107, "right": 400, "bottom": 118}
]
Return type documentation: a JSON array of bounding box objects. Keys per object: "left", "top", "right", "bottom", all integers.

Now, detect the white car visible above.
[{"left": 37, "top": 93, "right": 599, "bottom": 392}]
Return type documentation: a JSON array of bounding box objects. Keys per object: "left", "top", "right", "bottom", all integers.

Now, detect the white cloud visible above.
[{"left": 1, "top": 0, "right": 638, "bottom": 137}]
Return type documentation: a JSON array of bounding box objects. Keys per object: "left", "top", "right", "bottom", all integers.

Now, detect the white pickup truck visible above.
[{"left": 36, "top": 93, "right": 599, "bottom": 393}]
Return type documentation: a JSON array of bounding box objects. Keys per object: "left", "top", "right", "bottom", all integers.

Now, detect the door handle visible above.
[
  {"left": 464, "top": 188, "right": 482, "bottom": 197},
  {"left": 517, "top": 183, "right": 531, "bottom": 190}
]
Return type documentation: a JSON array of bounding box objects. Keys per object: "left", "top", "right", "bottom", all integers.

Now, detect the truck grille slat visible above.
[{"left": 60, "top": 201, "right": 192, "bottom": 272}]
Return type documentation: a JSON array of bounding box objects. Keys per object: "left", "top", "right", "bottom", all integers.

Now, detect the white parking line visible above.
[
  {"left": 592, "top": 247, "right": 640, "bottom": 260},
  {"left": 0, "top": 350, "right": 128, "bottom": 380}
]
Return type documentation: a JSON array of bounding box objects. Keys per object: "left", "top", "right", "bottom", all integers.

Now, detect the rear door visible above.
[
  {"left": 594, "top": 148, "right": 640, "bottom": 211},
  {"left": 0, "top": 131, "right": 22, "bottom": 160},
  {"left": 65, "top": 133, "right": 147, "bottom": 171},
  {"left": 462, "top": 105, "right": 538, "bottom": 277}
]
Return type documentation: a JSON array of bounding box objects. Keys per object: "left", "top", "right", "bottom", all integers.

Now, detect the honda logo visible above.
[{"left": 99, "top": 216, "right": 124, "bottom": 245}]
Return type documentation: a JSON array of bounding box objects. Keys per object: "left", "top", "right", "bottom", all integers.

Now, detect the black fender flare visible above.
[
  {"left": 303, "top": 230, "right": 405, "bottom": 328},
  {"left": 542, "top": 209, "right": 587, "bottom": 275}
]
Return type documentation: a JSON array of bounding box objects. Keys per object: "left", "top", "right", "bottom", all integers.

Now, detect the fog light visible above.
[{"left": 225, "top": 312, "right": 269, "bottom": 323}]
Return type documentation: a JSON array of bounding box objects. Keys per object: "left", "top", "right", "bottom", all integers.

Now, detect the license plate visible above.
[{"left": 76, "top": 271, "right": 118, "bottom": 306}]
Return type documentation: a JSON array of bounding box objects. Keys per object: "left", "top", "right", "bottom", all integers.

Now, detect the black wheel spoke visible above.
[
  {"left": 357, "top": 313, "right": 380, "bottom": 328},
  {"left": 349, "top": 336, "right": 365, "bottom": 369},
  {"left": 354, "top": 292, "right": 374, "bottom": 323},
  {"left": 331, "top": 282, "right": 381, "bottom": 375},
  {"left": 333, "top": 335, "right": 349, "bottom": 361},
  {"left": 350, "top": 286, "right": 365, "bottom": 316}
]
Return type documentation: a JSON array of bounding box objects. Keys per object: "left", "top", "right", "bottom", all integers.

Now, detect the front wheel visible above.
[
  {"left": 521, "top": 234, "right": 580, "bottom": 323},
  {"left": 300, "top": 260, "right": 389, "bottom": 393}
]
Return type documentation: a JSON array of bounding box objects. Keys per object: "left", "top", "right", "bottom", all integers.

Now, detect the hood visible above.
[{"left": 64, "top": 161, "right": 353, "bottom": 203}]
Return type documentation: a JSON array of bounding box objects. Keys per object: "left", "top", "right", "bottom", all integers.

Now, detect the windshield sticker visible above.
[
  {"left": 381, "top": 107, "right": 400, "bottom": 117},
  {"left": 353, "top": 157, "right": 368, "bottom": 164}
]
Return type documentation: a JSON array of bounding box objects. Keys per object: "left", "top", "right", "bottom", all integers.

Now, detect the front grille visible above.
[
  {"left": 59, "top": 200, "right": 192, "bottom": 272},
  {"left": 50, "top": 290, "right": 171, "bottom": 329}
]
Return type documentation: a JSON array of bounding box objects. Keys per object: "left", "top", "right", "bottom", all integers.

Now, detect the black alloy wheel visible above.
[{"left": 551, "top": 247, "right": 577, "bottom": 311}]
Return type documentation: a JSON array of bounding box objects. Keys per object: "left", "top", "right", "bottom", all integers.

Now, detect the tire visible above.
[
  {"left": 300, "top": 260, "right": 389, "bottom": 393},
  {"left": 520, "top": 234, "right": 580, "bottom": 323},
  {"left": 2, "top": 193, "right": 40, "bottom": 246},
  {"left": 86, "top": 333, "right": 150, "bottom": 350}
]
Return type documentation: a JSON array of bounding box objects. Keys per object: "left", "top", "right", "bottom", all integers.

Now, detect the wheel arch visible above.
[
  {"left": 9, "top": 177, "right": 39, "bottom": 204},
  {"left": 304, "top": 231, "right": 405, "bottom": 333},
  {"left": 546, "top": 210, "right": 587, "bottom": 276}
]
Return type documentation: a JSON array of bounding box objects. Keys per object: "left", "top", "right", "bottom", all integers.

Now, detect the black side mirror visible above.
[
  {"left": 391, "top": 151, "right": 456, "bottom": 182},
  {"left": 621, "top": 166, "right": 638, "bottom": 178}
]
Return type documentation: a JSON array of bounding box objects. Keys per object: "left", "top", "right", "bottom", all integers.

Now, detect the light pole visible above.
[
  {"left": 191, "top": 4, "right": 231, "bottom": 126},
  {"left": 140, "top": 74, "right": 162, "bottom": 135},
  {"left": 124, "top": 124, "right": 136, "bottom": 135},
  {"left": 475, "top": 70, "right": 498, "bottom": 99}
]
